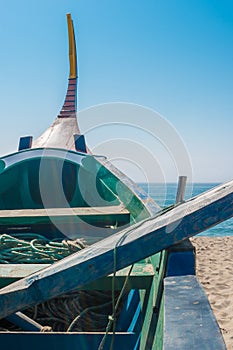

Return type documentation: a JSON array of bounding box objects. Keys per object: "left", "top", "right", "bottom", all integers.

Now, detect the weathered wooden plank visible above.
[
  {"left": 0, "top": 180, "right": 233, "bottom": 319},
  {"left": 0, "top": 206, "right": 129, "bottom": 218},
  {"left": 0, "top": 332, "right": 137, "bottom": 350},
  {"left": 6, "top": 311, "right": 44, "bottom": 332},
  {"left": 0, "top": 264, "right": 49, "bottom": 278},
  {"left": 0, "top": 264, "right": 50, "bottom": 289},
  {"left": 0, "top": 263, "right": 154, "bottom": 290},
  {"left": 0, "top": 262, "right": 153, "bottom": 278},
  {"left": 163, "top": 275, "right": 226, "bottom": 349},
  {"left": 0, "top": 205, "right": 130, "bottom": 226},
  {"left": 165, "top": 240, "right": 195, "bottom": 277}
]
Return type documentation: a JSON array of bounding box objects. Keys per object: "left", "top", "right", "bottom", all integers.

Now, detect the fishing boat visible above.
[{"left": 0, "top": 13, "right": 231, "bottom": 349}]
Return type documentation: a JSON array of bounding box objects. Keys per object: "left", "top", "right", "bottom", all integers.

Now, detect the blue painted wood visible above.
[
  {"left": 116, "top": 290, "right": 142, "bottom": 332},
  {"left": 0, "top": 332, "right": 137, "bottom": 350},
  {"left": 166, "top": 240, "right": 195, "bottom": 276},
  {"left": 0, "top": 181, "right": 233, "bottom": 318},
  {"left": 18, "top": 136, "right": 33, "bottom": 151},
  {"left": 166, "top": 251, "right": 195, "bottom": 276},
  {"left": 116, "top": 290, "right": 142, "bottom": 350},
  {"left": 74, "top": 134, "right": 87, "bottom": 153},
  {"left": 6, "top": 312, "right": 44, "bottom": 332},
  {"left": 163, "top": 275, "right": 226, "bottom": 349}
]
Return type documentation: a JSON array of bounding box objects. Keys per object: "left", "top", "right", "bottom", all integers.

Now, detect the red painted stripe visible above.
[
  {"left": 65, "top": 96, "right": 75, "bottom": 102},
  {"left": 64, "top": 102, "right": 75, "bottom": 107},
  {"left": 58, "top": 78, "right": 77, "bottom": 118}
]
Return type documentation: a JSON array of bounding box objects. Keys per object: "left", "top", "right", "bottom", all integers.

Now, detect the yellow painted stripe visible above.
[{"left": 67, "top": 13, "right": 77, "bottom": 79}]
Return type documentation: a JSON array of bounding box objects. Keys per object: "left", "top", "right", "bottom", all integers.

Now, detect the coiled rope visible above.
[
  {"left": 0, "top": 233, "right": 86, "bottom": 264},
  {"left": 0, "top": 233, "right": 123, "bottom": 333}
]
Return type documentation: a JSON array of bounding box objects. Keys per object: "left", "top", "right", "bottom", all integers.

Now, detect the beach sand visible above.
[{"left": 191, "top": 236, "right": 233, "bottom": 349}]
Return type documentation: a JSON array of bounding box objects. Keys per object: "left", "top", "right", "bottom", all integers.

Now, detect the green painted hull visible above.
[{"left": 0, "top": 146, "right": 166, "bottom": 349}]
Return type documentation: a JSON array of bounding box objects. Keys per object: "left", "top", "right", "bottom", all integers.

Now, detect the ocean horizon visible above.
[{"left": 138, "top": 182, "right": 233, "bottom": 237}]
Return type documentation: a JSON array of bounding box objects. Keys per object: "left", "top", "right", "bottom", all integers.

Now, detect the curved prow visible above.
[
  {"left": 58, "top": 13, "right": 78, "bottom": 118},
  {"left": 32, "top": 14, "right": 83, "bottom": 150}
]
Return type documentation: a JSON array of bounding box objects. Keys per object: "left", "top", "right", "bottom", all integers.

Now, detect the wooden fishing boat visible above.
[{"left": 0, "top": 14, "right": 231, "bottom": 349}]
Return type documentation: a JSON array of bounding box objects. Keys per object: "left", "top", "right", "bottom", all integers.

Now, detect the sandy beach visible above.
[{"left": 191, "top": 237, "right": 233, "bottom": 349}]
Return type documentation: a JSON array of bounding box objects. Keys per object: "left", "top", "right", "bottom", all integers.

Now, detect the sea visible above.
[{"left": 138, "top": 182, "right": 233, "bottom": 237}]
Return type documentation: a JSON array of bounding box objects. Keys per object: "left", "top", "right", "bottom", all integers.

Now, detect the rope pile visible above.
[
  {"left": 0, "top": 234, "right": 86, "bottom": 264},
  {"left": 0, "top": 233, "right": 122, "bottom": 332},
  {"left": 26, "top": 290, "right": 120, "bottom": 332}
]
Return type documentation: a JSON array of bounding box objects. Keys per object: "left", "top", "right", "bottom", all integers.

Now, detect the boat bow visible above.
[{"left": 32, "top": 14, "right": 82, "bottom": 151}]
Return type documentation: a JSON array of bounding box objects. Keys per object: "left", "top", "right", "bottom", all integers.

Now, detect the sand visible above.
[{"left": 191, "top": 236, "right": 233, "bottom": 349}]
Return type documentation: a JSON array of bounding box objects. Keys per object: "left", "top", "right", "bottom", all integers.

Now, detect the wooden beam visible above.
[
  {"left": 0, "top": 264, "right": 49, "bottom": 289},
  {"left": 0, "top": 180, "right": 233, "bottom": 319},
  {"left": 163, "top": 275, "right": 226, "bottom": 349},
  {"left": 0, "top": 206, "right": 130, "bottom": 227},
  {"left": 0, "top": 264, "right": 49, "bottom": 279},
  {"left": 0, "top": 332, "right": 137, "bottom": 349},
  {"left": 0, "top": 263, "right": 154, "bottom": 290},
  {"left": 6, "top": 312, "right": 45, "bottom": 332}
]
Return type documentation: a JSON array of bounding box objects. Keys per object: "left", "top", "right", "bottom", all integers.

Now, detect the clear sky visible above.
[{"left": 0, "top": 0, "right": 233, "bottom": 183}]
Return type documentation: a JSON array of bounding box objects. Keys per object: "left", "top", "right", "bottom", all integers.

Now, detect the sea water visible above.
[{"left": 139, "top": 183, "right": 233, "bottom": 237}]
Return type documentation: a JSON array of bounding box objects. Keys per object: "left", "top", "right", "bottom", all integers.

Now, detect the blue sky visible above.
[{"left": 0, "top": 0, "right": 233, "bottom": 182}]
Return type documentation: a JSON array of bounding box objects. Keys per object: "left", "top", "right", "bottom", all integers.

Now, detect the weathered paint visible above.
[
  {"left": 0, "top": 206, "right": 130, "bottom": 227},
  {"left": 0, "top": 262, "right": 154, "bottom": 291},
  {"left": 163, "top": 275, "right": 226, "bottom": 349},
  {"left": 0, "top": 148, "right": 155, "bottom": 225},
  {"left": 18, "top": 136, "right": 33, "bottom": 151},
  {"left": 6, "top": 312, "right": 44, "bottom": 332},
  {"left": 140, "top": 251, "right": 167, "bottom": 350},
  {"left": 74, "top": 134, "right": 87, "bottom": 153},
  {"left": 0, "top": 332, "right": 137, "bottom": 350},
  {"left": 153, "top": 294, "right": 164, "bottom": 350},
  {"left": 0, "top": 180, "right": 232, "bottom": 320},
  {"left": 165, "top": 240, "right": 195, "bottom": 277}
]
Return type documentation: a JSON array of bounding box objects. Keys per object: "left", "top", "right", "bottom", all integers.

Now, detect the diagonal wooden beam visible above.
[{"left": 0, "top": 180, "right": 233, "bottom": 319}]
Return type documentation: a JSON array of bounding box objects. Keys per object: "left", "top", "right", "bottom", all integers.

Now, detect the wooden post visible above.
[
  {"left": 18, "top": 136, "right": 33, "bottom": 151},
  {"left": 176, "top": 176, "right": 187, "bottom": 204},
  {"left": 74, "top": 134, "right": 87, "bottom": 153}
]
